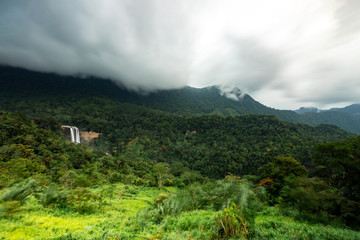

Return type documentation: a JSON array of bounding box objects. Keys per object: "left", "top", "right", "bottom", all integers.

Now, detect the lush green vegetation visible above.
[
  {"left": 1, "top": 112, "right": 360, "bottom": 239},
  {"left": 1, "top": 66, "right": 360, "bottom": 134},
  {"left": 0, "top": 94, "right": 354, "bottom": 179},
  {"left": 1, "top": 65, "right": 359, "bottom": 239}
]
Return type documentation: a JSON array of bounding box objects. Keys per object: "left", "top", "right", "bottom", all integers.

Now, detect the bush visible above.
[
  {"left": 155, "top": 193, "right": 169, "bottom": 205},
  {"left": 40, "top": 184, "right": 69, "bottom": 208},
  {"left": 1, "top": 179, "right": 39, "bottom": 203},
  {"left": 69, "top": 187, "right": 97, "bottom": 213},
  {"left": 216, "top": 202, "right": 249, "bottom": 239},
  {"left": 148, "top": 176, "right": 262, "bottom": 225},
  {"left": 123, "top": 174, "right": 136, "bottom": 185},
  {"left": 108, "top": 172, "right": 122, "bottom": 183},
  {"left": 0, "top": 200, "right": 21, "bottom": 218}
]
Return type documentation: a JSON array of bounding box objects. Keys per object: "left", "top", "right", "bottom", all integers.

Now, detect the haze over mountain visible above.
[{"left": 1, "top": 66, "right": 360, "bottom": 134}]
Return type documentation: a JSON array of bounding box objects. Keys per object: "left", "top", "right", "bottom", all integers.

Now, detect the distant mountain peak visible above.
[
  {"left": 329, "top": 104, "right": 360, "bottom": 115},
  {"left": 219, "top": 86, "right": 246, "bottom": 101},
  {"left": 295, "top": 107, "right": 320, "bottom": 114}
]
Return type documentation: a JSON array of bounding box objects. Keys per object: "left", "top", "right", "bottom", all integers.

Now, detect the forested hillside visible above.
[
  {"left": 0, "top": 94, "right": 354, "bottom": 179},
  {"left": 1, "top": 112, "right": 360, "bottom": 239},
  {"left": 1, "top": 66, "right": 360, "bottom": 133},
  {"left": 1, "top": 66, "right": 360, "bottom": 239}
]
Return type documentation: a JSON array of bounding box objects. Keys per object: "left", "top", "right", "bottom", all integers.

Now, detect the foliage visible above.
[
  {"left": 40, "top": 184, "right": 69, "bottom": 208},
  {"left": 154, "top": 193, "right": 169, "bottom": 205},
  {"left": 0, "top": 182, "right": 358, "bottom": 239},
  {"left": 68, "top": 187, "right": 98, "bottom": 213},
  {"left": 0, "top": 67, "right": 359, "bottom": 238},
  {"left": 312, "top": 136, "right": 360, "bottom": 227},
  {"left": 217, "top": 202, "right": 249, "bottom": 239},
  {"left": 279, "top": 176, "right": 341, "bottom": 215},
  {"left": 2, "top": 65, "right": 360, "bottom": 134},
  {"left": 0, "top": 79, "right": 354, "bottom": 180},
  {"left": 0, "top": 200, "right": 21, "bottom": 218},
  {"left": 313, "top": 136, "right": 360, "bottom": 201},
  {"left": 253, "top": 207, "right": 359, "bottom": 240},
  {"left": 153, "top": 163, "right": 173, "bottom": 189},
  {"left": 1, "top": 179, "right": 39, "bottom": 203},
  {"left": 145, "top": 175, "right": 262, "bottom": 229},
  {"left": 257, "top": 157, "right": 307, "bottom": 203}
]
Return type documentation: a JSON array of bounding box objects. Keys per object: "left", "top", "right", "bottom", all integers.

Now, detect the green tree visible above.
[
  {"left": 313, "top": 136, "right": 360, "bottom": 201},
  {"left": 312, "top": 136, "right": 360, "bottom": 226},
  {"left": 153, "top": 163, "right": 170, "bottom": 189},
  {"left": 258, "top": 157, "right": 307, "bottom": 202}
]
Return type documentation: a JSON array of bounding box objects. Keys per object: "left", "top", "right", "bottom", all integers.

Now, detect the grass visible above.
[
  {"left": 1, "top": 184, "right": 360, "bottom": 240},
  {"left": 0, "top": 184, "right": 162, "bottom": 240},
  {"left": 253, "top": 207, "right": 360, "bottom": 240}
]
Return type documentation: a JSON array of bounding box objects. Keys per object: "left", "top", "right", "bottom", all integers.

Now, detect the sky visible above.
[{"left": 0, "top": 0, "right": 360, "bottom": 110}]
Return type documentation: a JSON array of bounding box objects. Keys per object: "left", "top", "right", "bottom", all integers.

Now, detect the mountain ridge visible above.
[{"left": 1, "top": 65, "right": 359, "bottom": 133}]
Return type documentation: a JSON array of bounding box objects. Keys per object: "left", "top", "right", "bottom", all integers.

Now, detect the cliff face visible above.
[{"left": 80, "top": 131, "right": 101, "bottom": 141}]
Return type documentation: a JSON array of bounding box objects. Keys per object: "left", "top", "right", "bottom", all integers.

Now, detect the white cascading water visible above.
[
  {"left": 70, "top": 127, "right": 75, "bottom": 142},
  {"left": 75, "top": 127, "right": 80, "bottom": 144},
  {"left": 61, "top": 125, "right": 81, "bottom": 144}
]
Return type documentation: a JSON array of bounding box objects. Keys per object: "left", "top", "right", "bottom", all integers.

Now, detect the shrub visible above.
[
  {"left": 69, "top": 187, "right": 97, "bottom": 213},
  {"left": 108, "top": 172, "right": 122, "bottom": 183},
  {"left": 40, "top": 184, "right": 69, "bottom": 208},
  {"left": 123, "top": 174, "right": 136, "bottom": 185},
  {"left": 216, "top": 202, "right": 249, "bottom": 239},
  {"left": 0, "top": 200, "right": 21, "bottom": 218},
  {"left": 1, "top": 178, "right": 39, "bottom": 203},
  {"left": 150, "top": 176, "right": 262, "bottom": 223},
  {"left": 155, "top": 193, "right": 169, "bottom": 205}
]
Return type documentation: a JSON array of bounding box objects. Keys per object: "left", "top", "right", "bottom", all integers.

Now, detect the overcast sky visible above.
[{"left": 1, "top": 0, "right": 360, "bottom": 110}]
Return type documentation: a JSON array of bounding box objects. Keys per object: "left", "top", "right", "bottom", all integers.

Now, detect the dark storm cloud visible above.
[
  {"left": 0, "top": 0, "right": 193, "bottom": 91},
  {"left": 0, "top": 0, "right": 360, "bottom": 109}
]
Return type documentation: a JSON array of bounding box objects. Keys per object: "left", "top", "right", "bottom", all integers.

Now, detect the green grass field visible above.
[{"left": 1, "top": 184, "right": 360, "bottom": 240}]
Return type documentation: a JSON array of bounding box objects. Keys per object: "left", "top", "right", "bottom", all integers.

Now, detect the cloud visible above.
[
  {"left": 0, "top": 0, "right": 193, "bottom": 91},
  {"left": 0, "top": 0, "right": 360, "bottom": 109}
]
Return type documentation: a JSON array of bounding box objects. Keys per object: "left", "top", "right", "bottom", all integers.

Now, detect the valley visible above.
[{"left": 0, "top": 67, "right": 360, "bottom": 239}]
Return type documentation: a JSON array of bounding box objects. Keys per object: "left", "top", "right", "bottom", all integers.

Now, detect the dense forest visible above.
[
  {"left": 0, "top": 67, "right": 360, "bottom": 239},
  {"left": 0, "top": 95, "right": 354, "bottom": 179},
  {"left": 1, "top": 109, "right": 360, "bottom": 239}
]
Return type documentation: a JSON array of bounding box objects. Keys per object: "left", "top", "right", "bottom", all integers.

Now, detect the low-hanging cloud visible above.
[
  {"left": 1, "top": 0, "right": 360, "bottom": 109},
  {"left": 0, "top": 0, "right": 194, "bottom": 91}
]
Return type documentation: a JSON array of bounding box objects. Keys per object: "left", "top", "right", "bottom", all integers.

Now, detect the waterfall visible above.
[
  {"left": 75, "top": 127, "right": 80, "bottom": 144},
  {"left": 61, "top": 125, "right": 81, "bottom": 144},
  {"left": 70, "top": 127, "right": 75, "bottom": 142}
]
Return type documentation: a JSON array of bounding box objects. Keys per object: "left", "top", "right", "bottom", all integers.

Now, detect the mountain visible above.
[
  {"left": 294, "top": 105, "right": 360, "bottom": 133},
  {"left": 295, "top": 107, "right": 319, "bottom": 114},
  {"left": 0, "top": 65, "right": 299, "bottom": 118},
  {"left": 329, "top": 104, "right": 360, "bottom": 115},
  {"left": 296, "top": 104, "right": 360, "bottom": 115},
  {"left": 1, "top": 65, "right": 359, "bottom": 133},
  {"left": 297, "top": 111, "right": 360, "bottom": 134}
]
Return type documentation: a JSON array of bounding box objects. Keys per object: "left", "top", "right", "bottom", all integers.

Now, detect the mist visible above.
[{"left": 1, "top": 0, "right": 360, "bottom": 109}]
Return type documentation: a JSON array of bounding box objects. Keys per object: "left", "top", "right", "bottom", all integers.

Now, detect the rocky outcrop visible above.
[{"left": 80, "top": 131, "right": 101, "bottom": 141}]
